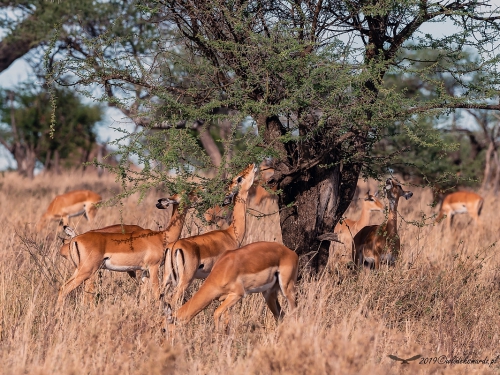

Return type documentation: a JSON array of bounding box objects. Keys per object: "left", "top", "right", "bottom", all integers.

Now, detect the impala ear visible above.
[{"left": 63, "top": 225, "right": 77, "bottom": 238}]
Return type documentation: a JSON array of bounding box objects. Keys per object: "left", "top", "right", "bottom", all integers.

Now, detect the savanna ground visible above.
[{"left": 1, "top": 171, "right": 499, "bottom": 374}]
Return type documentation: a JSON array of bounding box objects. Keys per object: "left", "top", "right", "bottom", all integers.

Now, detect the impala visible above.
[
  {"left": 328, "top": 191, "right": 384, "bottom": 269},
  {"left": 335, "top": 192, "right": 384, "bottom": 242},
  {"left": 164, "top": 241, "right": 298, "bottom": 332},
  {"left": 163, "top": 164, "right": 257, "bottom": 303},
  {"left": 435, "top": 191, "right": 483, "bottom": 228},
  {"left": 352, "top": 178, "right": 413, "bottom": 270},
  {"left": 36, "top": 189, "right": 102, "bottom": 232},
  {"left": 57, "top": 193, "right": 196, "bottom": 305}
]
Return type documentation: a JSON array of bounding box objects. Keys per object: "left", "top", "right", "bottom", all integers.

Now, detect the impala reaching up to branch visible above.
[
  {"left": 164, "top": 241, "right": 298, "bottom": 333},
  {"left": 353, "top": 179, "right": 413, "bottom": 270},
  {"left": 36, "top": 190, "right": 102, "bottom": 232},
  {"left": 57, "top": 193, "right": 197, "bottom": 305},
  {"left": 435, "top": 191, "right": 483, "bottom": 228},
  {"left": 163, "top": 164, "right": 258, "bottom": 303}
]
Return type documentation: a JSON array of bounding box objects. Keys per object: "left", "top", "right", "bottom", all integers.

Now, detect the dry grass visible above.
[{"left": 1, "top": 171, "right": 500, "bottom": 374}]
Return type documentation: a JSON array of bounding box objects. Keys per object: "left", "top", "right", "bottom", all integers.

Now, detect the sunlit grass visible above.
[{"left": 0, "top": 171, "right": 498, "bottom": 374}]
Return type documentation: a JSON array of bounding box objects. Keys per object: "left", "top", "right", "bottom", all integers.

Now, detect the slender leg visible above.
[
  {"left": 213, "top": 293, "right": 242, "bottom": 331},
  {"left": 62, "top": 216, "right": 69, "bottom": 227},
  {"left": 447, "top": 213, "right": 454, "bottom": 229},
  {"left": 85, "top": 204, "right": 98, "bottom": 224},
  {"left": 262, "top": 285, "right": 282, "bottom": 321},
  {"left": 277, "top": 269, "right": 297, "bottom": 311},
  {"left": 149, "top": 263, "right": 161, "bottom": 300},
  {"left": 57, "top": 268, "right": 95, "bottom": 306}
]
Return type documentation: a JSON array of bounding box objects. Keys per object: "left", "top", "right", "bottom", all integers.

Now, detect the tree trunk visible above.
[
  {"left": 492, "top": 148, "right": 500, "bottom": 195},
  {"left": 12, "top": 143, "right": 37, "bottom": 179},
  {"left": 52, "top": 149, "right": 61, "bottom": 175},
  {"left": 278, "top": 162, "right": 360, "bottom": 273},
  {"left": 481, "top": 141, "right": 494, "bottom": 191},
  {"left": 259, "top": 114, "right": 362, "bottom": 273},
  {"left": 44, "top": 149, "right": 52, "bottom": 171}
]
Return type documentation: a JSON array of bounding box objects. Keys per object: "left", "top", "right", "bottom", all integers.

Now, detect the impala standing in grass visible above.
[
  {"left": 435, "top": 191, "right": 483, "bottom": 228},
  {"left": 57, "top": 193, "right": 197, "bottom": 305},
  {"left": 353, "top": 179, "right": 413, "bottom": 270},
  {"left": 36, "top": 189, "right": 102, "bottom": 232},
  {"left": 163, "top": 164, "right": 257, "bottom": 304},
  {"left": 164, "top": 241, "right": 298, "bottom": 333}
]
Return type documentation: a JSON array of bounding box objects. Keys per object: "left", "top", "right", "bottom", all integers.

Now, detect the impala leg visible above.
[
  {"left": 149, "top": 263, "right": 161, "bottom": 300},
  {"left": 57, "top": 268, "right": 95, "bottom": 307},
  {"left": 213, "top": 293, "right": 242, "bottom": 331},
  {"left": 277, "top": 269, "right": 297, "bottom": 311},
  {"left": 85, "top": 204, "right": 98, "bottom": 223},
  {"left": 83, "top": 276, "right": 96, "bottom": 305},
  {"left": 61, "top": 216, "right": 69, "bottom": 227},
  {"left": 447, "top": 213, "right": 454, "bottom": 230},
  {"left": 171, "top": 284, "right": 189, "bottom": 307},
  {"left": 262, "top": 285, "right": 282, "bottom": 321}
]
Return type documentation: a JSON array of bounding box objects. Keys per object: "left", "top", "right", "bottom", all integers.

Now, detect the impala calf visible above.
[
  {"left": 435, "top": 191, "right": 483, "bottom": 228},
  {"left": 164, "top": 241, "right": 298, "bottom": 332},
  {"left": 163, "top": 164, "right": 257, "bottom": 303},
  {"left": 37, "top": 190, "right": 102, "bottom": 232},
  {"left": 57, "top": 193, "right": 196, "bottom": 305},
  {"left": 353, "top": 179, "right": 413, "bottom": 270}
]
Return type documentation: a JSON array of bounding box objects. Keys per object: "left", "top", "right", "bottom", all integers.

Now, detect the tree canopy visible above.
[
  {"left": 35, "top": 0, "right": 500, "bottom": 268},
  {"left": 0, "top": 84, "right": 102, "bottom": 178}
]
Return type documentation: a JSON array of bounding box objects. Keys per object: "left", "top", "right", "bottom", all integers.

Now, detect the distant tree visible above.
[
  {"left": 0, "top": 84, "right": 102, "bottom": 178},
  {"left": 377, "top": 49, "right": 498, "bottom": 196},
  {"left": 51, "top": 1, "right": 500, "bottom": 271}
]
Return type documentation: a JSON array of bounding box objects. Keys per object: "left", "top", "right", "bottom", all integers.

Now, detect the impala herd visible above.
[{"left": 36, "top": 164, "right": 485, "bottom": 333}]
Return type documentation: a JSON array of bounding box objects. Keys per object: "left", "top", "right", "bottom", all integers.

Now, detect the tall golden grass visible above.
[{"left": 1, "top": 171, "right": 499, "bottom": 374}]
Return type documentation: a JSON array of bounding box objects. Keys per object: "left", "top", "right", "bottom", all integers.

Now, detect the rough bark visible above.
[
  {"left": 258, "top": 114, "right": 361, "bottom": 272},
  {"left": 12, "top": 143, "right": 37, "bottom": 179}
]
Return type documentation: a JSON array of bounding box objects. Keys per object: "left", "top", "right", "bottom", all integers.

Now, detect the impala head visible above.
[
  {"left": 385, "top": 179, "right": 413, "bottom": 207},
  {"left": 222, "top": 163, "right": 258, "bottom": 206},
  {"left": 156, "top": 194, "right": 182, "bottom": 209},
  {"left": 364, "top": 191, "right": 384, "bottom": 211},
  {"left": 63, "top": 225, "right": 78, "bottom": 239}
]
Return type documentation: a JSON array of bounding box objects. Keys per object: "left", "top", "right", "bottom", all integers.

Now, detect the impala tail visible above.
[{"left": 163, "top": 247, "right": 176, "bottom": 290}]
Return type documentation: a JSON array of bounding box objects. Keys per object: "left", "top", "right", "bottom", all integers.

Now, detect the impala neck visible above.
[
  {"left": 162, "top": 204, "right": 186, "bottom": 242},
  {"left": 229, "top": 186, "right": 250, "bottom": 245},
  {"left": 357, "top": 202, "right": 372, "bottom": 229},
  {"left": 386, "top": 197, "right": 399, "bottom": 236}
]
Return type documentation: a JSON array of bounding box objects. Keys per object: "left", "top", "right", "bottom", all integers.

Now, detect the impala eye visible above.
[{"left": 237, "top": 176, "right": 243, "bottom": 183}]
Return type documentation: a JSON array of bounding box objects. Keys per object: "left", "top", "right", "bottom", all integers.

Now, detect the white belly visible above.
[
  {"left": 453, "top": 206, "right": 468, "bottom": 214},
  {"left": 103, "top": 259, "right": 143, "bottom": 272},
  {"left": 245, "top": 276, "right": 277, "bottom": 294}
]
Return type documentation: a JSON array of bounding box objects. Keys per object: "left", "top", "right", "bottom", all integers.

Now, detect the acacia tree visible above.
[
  {"left": 51, "top": 0, "right": 500, "bottom": 270},
  {"left": 0, "top": 85, "right": 102, "bottom": 178}
]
